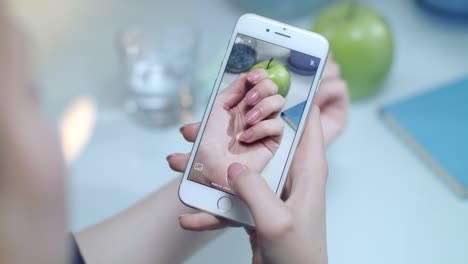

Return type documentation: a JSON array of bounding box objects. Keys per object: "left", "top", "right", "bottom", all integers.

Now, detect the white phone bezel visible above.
[{"left": 179, "top": 13, "right": 329, "bottom": 227}]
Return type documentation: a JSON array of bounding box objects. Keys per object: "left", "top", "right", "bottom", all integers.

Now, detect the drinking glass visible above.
[{"left": 118, "top": 25, "right": 198, "bottom": 127}]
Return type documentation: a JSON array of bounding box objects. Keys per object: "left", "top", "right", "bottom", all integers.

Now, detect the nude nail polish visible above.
[
  {"left": 247, "top": 71, "right": 261, "bottom": 83},
  {"left": 240, "top": 129, "right": 254, "bottom": 142},
  {"left": 245, "top": 109, "right": 260, "bottom": 124},
  {"left": 245, "top": 91, "right": 260, "bottom": 105},
  {"left": 227, "top": 163, "right": 245, "bottom": 180}
]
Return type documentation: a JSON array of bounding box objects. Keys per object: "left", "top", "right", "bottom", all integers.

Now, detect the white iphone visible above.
[{"left": 179, "top": 14, "right": 329, "bottom": 227}]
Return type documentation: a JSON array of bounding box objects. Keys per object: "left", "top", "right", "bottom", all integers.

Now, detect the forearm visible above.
[{"left": 75, "top": 176, "right": 223, "bottom": 264}]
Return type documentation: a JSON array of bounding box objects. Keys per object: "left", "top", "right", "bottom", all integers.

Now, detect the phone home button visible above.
[{"left": 217, "top": 196, "right": 233, "bottom": 212}]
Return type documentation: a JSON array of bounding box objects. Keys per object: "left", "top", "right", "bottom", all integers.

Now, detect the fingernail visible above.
[
  {"left": 179, "top": 125, "right": 186, "bottom": 134},
  {"left": 166, "top": 154, "right": 174, "bottom": 161},
  {"left": 245, "top": 109, "right": 260, "bottom": 124},
  {"left": 240, "top": 129, "right": 254, "bottom": 142},
  {"left": 247, "top": 70, "right": 261, "bottom": 83},
  {"left": 178, "top": 214, "right": 189, "bottom": 220},
  {"left": 227, "top": 163, "right": 245, "bottom": 181},
  {"left": 245, "top": 90, "right": 260, "bottom": 105},
  {"left": 167, "top": 153, "right": 183, "bottom": 161}
]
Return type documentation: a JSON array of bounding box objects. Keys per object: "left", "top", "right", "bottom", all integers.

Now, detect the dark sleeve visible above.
[{"left": 70, "top": 235, "right": 86, "bottom": 264}]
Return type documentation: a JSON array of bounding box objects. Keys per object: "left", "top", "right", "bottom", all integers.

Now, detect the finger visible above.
[
  {"left": 289, "top": 105, "right": 328, "bottom": 200},
  {"left": 314, "top": 79, "right": 349, "bottom": 109},
  {"left": 217, "top": 73, "right": 249, "bottom": 108},
  {"left": 322, "top": 59, "right": 340, "bottom": 80},
  {"left": 295, "top": 105, "right": 327, "bottom": 175},
  {"left": 244, "top": 94, "right": 285, "bottom": 125},
  {"left": 239, "top": 118, "right": 284, "bottom": 145},
  {"left": 246, "top": 68, "right": 269, "bottom": 85},
  {"left": 314, "top": 79, "right": 349, "bottom": 146},
  {"left": 244, "top": 78, "right": 278, "bottom": 106},
  {"left": 227, "top": 163, "right": 290, "bottom": 234},
  {"left": 217, "top": 69, "right": 269, "bottom": 109},
  {"left": 166, "top": 153, "right": 189, "bottom": 172},
  {"left": 179, "top": 212, "right": 237, "bottom": 231},
  {"left": 179, "top": 122, "right": 201, "bottom": 142}
]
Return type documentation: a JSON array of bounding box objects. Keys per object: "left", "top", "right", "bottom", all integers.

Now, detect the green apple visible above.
[
  {"left": 313, "top": 2, "right": 394, "bottom": 100},
  {"left": 250, "top": 58, "right": 291, "bottom": 97}
]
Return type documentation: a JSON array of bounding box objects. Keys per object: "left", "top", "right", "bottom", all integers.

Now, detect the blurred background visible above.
[{"left": 7, "top": 0, "right": 468, "bottom": 263}]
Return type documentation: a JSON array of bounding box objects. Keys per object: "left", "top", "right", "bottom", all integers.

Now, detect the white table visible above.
[{"left": 12, "top": 0, "right": 468, "bottom": 263}]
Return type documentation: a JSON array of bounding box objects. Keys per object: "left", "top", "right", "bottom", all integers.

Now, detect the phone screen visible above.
[{"left": 188, "top": 33, "right": 321, "bottom": 194}]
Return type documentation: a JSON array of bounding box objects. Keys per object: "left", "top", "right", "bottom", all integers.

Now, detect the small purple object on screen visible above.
[{"left": 287, "top": 50, "right": 320, "bottom": 76}]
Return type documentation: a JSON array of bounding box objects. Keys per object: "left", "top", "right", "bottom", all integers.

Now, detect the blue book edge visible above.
[
  {"left": 380, "top": 77, "right": 468, "bottom": 198},
  {"left": 281, "top": 101, "right": 306, "bottom": 131},
  {"left": 381, "top": 112, "right": 468, "bottom": 197}
]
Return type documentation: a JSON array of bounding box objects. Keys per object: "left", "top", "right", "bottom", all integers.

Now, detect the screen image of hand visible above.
[{"left": 189, "top": 69, "right": 285, "bottom": 192}]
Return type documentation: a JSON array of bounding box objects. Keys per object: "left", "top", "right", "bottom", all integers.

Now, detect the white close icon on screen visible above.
[
  {"left": 194, "top": 163, "right": 204, "bottom": 171},
  {"left": 310, "top": 59, "right": 315, "bottom": 67}
]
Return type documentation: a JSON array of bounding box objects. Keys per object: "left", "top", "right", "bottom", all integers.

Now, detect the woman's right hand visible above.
[
  {"left": 168, "top": 105, "right": 328, "bottom": 264},
  {"left": 225, "top": 105, "right": 328, "bottom": 264}
]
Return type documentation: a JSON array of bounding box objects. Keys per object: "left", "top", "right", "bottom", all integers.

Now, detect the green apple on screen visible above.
[
  {"left": 313, "top": 2, "right": 394, "bottom": 100},
  {"left": 250, "top": 58, "right": 291, "bottom": 97}
]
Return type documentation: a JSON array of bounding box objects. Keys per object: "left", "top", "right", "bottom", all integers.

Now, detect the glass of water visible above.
[{"left": 118, "top": 26, "right": 198, "bottom": 127}]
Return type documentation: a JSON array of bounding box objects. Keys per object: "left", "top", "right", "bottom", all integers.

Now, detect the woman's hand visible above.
[
  {"left": 228, "top": 105, "right": 328, "bottom": 263},
  {"left": 170, "top": 106, "right": 328, "bottom": 263},
  {"left": 168, "top": 59, "right": 349, "bottom": 263},
  {"left": 315, "top": 57, "right": 349, "bottom": 146},
  {"left": 189, "top": 69, "right": 285, "bottom": 192}
]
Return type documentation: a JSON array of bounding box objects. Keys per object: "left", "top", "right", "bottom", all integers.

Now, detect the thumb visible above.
[{"left": 227, "top": 163, "right": 288, "bottom": 229}]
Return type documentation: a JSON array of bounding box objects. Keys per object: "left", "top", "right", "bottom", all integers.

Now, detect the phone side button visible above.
[{"left": 217, "top": 196, "right": 233, "bottom": 212}]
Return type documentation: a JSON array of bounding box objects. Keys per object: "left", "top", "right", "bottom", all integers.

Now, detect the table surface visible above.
[{"left": 11, "top": 0, "right": 468, "bottom": 263}]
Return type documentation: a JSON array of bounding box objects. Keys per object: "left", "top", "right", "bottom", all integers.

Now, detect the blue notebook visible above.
[
  {"left": 281, "top": 101, "right": 306, "bottom": 131},
  {"left": 381, "top": 77, "right": 468, "bottom": 197}
]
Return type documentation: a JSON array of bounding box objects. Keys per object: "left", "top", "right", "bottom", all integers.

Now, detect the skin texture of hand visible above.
[
  {"left": 190, "top": 69, "right": 285, "bottom": 192},
  {"left": 228, "top": 105, "right": 328, "bottom": 264},
  {"left": 315, "top": 57, "right": 349, "bottom": 146}
]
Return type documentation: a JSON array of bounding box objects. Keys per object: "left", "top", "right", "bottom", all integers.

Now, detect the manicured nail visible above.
[
  {"left": 178, "top": 214, "right": 189, "bottom": 220},
  {"left": 245, "top": 90, "right": 260, "bottom": 105},
  {"left": 227, "top": 163, "right": 245, "bottom": 181},
  {"left": 245, "top": 109, "right": 260, "bottom": 124},
  {"left": 167, "top": 153, "right": 183, "bottom": 161},
  {"left": 166, "top": 154, "right": 174, "bottom": 161},
  {"left": 240, "top": 129, "right": 254, "bottom": 142},
  {"left": 247, "top": 70, "right": 261, "bottom": 83}
]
